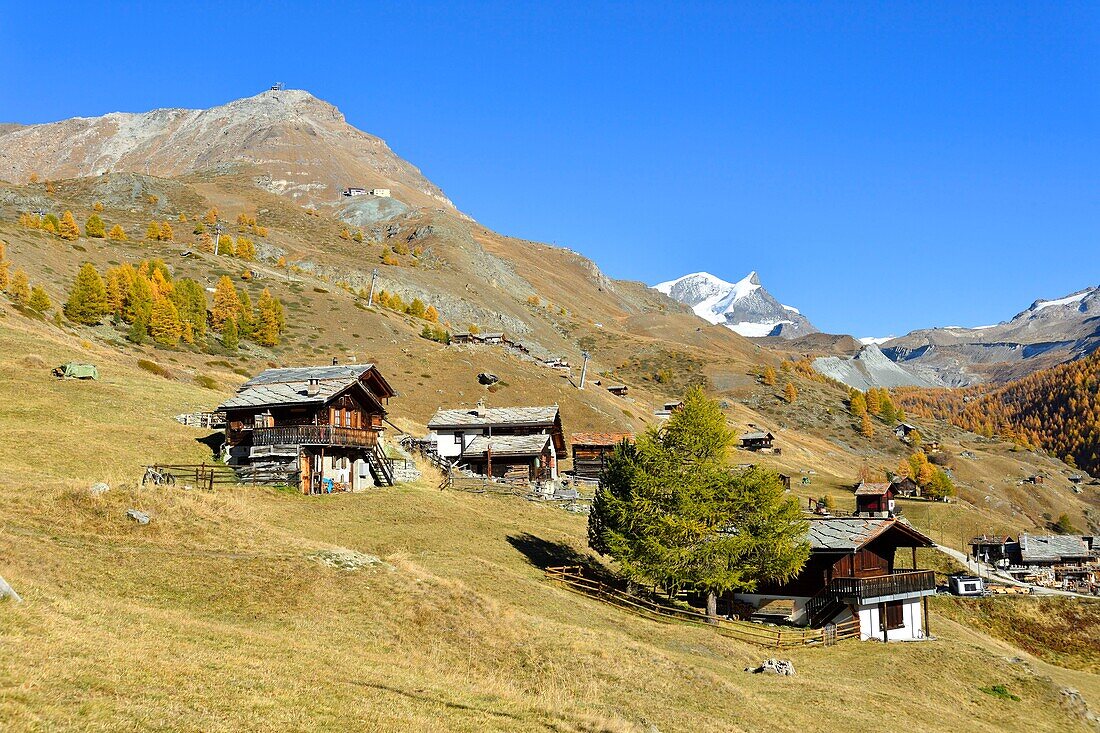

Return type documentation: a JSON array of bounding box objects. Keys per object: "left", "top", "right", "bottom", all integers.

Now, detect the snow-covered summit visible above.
[{"left": 653, "top": 271, "right": 817, "bottom": 339}]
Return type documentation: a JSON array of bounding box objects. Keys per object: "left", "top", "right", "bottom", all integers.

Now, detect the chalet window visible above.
[
  {"left": 454, "top": 432, "right": 464, "bottom": 445},
  {"left": 881, "top": 601, "right": 905, "bottom": 631}
]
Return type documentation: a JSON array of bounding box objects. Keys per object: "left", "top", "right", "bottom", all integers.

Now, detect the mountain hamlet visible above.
[{"left": 0, "top": 89, "right": 1097, "bottom": 732}]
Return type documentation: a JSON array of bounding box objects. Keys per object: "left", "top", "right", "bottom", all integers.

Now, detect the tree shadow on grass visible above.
[
  {"left": 506, "top": 532, "right": 617, "bottom": 585},
  {"left": 195, "top": 431, "right": 224, "bottom": 459}
]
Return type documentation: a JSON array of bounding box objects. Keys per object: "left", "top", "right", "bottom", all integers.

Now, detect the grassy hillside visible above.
[{"left": 1, "top": 317, "right": 1099, "bottom": 732}]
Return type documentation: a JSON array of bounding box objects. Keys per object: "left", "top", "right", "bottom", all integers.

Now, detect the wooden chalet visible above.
[
  {"left": 605, "top": 384, "right": 629, "bottom": 397},
  {"left": 427, "top": 404, "right": 566, "bottom": 479},
  {"left": 219, "top": 365, "right": 397, "bottom": 494},
  {"left": 731, "top": 517, "right": 937, "bottom": 641},
  {"left": 968, "top": 535, "right": 1015, "bottom": 567},
  {"left": 890, "top": 476, "right": 920, "bottom": 498},
  {"left": 739, "top": 430, "right": 775, "bottom": 452},
  {"left": 654, "top": 401, "right": 684, "bottom": 419},
  {"left": 854, "top": 482, "right": 897, "bottom": 517},
  {"left": 570, "top": 432, "right": 634, "bottom": 480}
]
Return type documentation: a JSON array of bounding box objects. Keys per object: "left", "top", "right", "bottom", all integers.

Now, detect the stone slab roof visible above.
[
  {"left": 855, "top": 482, "right": 893, "bottom": 496},
  {"left": 461, "top": 434, "right": 551, "bottom": 458},
  {"left": 1019, "top": 533, "right": 1091, "bottom": 562},
  {"left": 429, "top": 405, "right": 559, "bottom": 429},
  {"left": 741, "top": 431, "right": 773, "bottom": 441},
  {"left": 220, "top": 365, "right": 377, "bottom": 411},
  {"left": 806, "top": 517, "right": 933, "bottom": 551},
  {"left": 571, "top": 432, "right": 634, "bottom": 446}
]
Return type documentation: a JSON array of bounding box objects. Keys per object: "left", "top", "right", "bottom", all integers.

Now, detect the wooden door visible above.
[{"left": 300, "top": 451, "right": 312, "bottom": 495}]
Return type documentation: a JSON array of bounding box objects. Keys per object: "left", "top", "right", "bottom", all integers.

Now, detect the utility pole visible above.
[
  {"left": 367, "top": 268, "right": 379, "bottom": 306},
  {"left": 213, "top": 220, "right": 223, "bottom": 256},
  {"left": 578, "top": 351, "right": 590, "bottom": 390}
]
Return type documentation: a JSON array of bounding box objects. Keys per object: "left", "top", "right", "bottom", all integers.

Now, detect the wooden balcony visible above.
[
  {"left": 829, "top": 570, "right": 936, "bottom": 601},
  {"left": 252, "top": 425, "right": 380, "bottom": 448}
]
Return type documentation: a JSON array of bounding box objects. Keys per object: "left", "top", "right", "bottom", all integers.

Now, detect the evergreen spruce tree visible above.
[
  {"left": 28, "top": 285, "right": 51, "bottom": 313},
  {"left": 589, "top": 387, "right": 809, "bottom": 618},
  {"left": 58, "top": 211, "right": 81, "bottom": 241},
  {"left": 85, "top": 214, "right": 106, "bottom": 238},
  {"left": 63, "top": 263, "right": 108, "bottom": 325},
  {"left": 127, "top": 313, "right": 149, "bottom": 344},
  {"left": 211, "top": 276, "right": 241, "bottom": 330}
]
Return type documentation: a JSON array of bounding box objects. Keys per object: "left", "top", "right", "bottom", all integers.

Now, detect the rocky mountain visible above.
[
  {"left": 653, "top": 271, "right": 816, "bottom": 338},
  {"left": 0, "top": 89, "right": 454, "bottom": 209},
  {"left": 880, "top": 285, "right": 1100, "bottom": 384},
  {"left": 812, "top": 344, "right": 943, "bottom": 391}
]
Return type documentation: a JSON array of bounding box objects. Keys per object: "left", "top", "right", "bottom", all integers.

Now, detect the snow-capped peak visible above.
[{"left": 652, "top": 270, "right": 816, "bottom": 339}]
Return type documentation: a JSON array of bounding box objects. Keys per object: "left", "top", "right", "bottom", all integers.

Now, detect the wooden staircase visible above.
[{"left": 366, "top": 443, "right": 395, "bottom": 486}]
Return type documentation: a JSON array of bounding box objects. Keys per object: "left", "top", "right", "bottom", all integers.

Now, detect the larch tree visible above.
[
  {"left": 63, "top": 263, "right": 109, "bottom": 325},
  {"left": 253, "top": 289, "right": 284, "bottom": 347},
  {"left": 0, "top": 242, "right": 9, "bottom": 291},
  {"left": 124, "top": 271, "right": 154, "bottom": 325},
  {"left": 8, "top": 269, "right": 31, "bottom": 305},
  {"left": 407, "top": 298, "right": 427, "bottom": 319},
  {"left": 58, "top": 211, "right": 81, "bottom": 241},
  {"left": 170, "top": 278, "right": 208, "bottom": 340},
  {"left": 85, "top": 214, "right": 106, "bottom": 238},
  {"left": 784, "top": 382, "right": 798, "bottom": 403},
  {"left": 159, "top": 221, "right": 174, "bottom": 241},
  {"left": 221, "top": 317, "right": 239, "bottom": 350},
  {"left": 762, "top": 365, "right": 777, "bottom": 386},
  {"left": 235, "top": 237, "right": 256, "bottom": 260},
  {"left": 211, "top": 276, "right": 241, "bottom": 331},
  {"left": 589, "top": 386, "right": 809, "bottom": 619},
  {"left": 849, "top": 390, "right": 867, "bottom": 417},
  {"left": 424, "top": 305, "right": 439, "bottom": 323},
  {"left": 860, "top": 411, "right": 874, "bottom": 438},
  {"left": 146, "top": 221, "right": 162, "bottom": 241},
  {"left": 28, "top": 285, "right": 51, "bottom": 313},
  {"left": 107, "top": 224, "right": 128, "bottom": 241},
  {"left": 236, "top": 288, "right": 255, "bottom": 338},
  {"left": 150, "top": 298, "right": 183, "bottom": 347}
]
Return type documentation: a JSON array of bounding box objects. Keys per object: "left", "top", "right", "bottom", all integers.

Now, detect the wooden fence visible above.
[
  {"left": 146, "top": 463, "right": 279, "bottom": 490},
  {"left": 545, "top": 565, "right": 861, "bottom": 648}
]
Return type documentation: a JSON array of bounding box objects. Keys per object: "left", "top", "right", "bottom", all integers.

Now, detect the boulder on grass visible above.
[
  {"left": 89, "top": 482, "right": 110, "bottom": 497},
  {"left": 747, "top": 658, "right": 795, "bottom": 676},
  {"left": 126, "top": 509, "right": 150, "bottom": 525}
]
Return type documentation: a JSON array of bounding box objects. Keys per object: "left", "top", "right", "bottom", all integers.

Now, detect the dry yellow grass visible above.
[{"left": 1, "top": 318, "right": 1098, "bottom": 732}]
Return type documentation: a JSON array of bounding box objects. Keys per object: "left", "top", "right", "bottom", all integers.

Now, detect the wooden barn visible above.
[
  {"left": 739, "top": 430, "right": 775, "bottom": 451},
  {"left": 570, "top": 432, "right": 635, "bottom": 479},
  {"left": 854, "top": 482, "right": 897, "bottom": 517},
  {"left": 731, "top": 517, "right": 937, "bottom": 641},
  {"left": 219, "top": 365, "right": 397, "bottom": 494}
]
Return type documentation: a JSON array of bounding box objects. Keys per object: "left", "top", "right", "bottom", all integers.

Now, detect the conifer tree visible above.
[
  {"left": 28, "top": 285, "right": 51, "bottom": 313},
  {"left": 211, "top": 276, "right": 241, "bottom": 331},
  {"left": 204, "top": 208, "right": 219, "bottom": 225},
  {"left": 8, "top": 269, "right": 30, "bottom": 305},
  {"left": 0, "top": 242, "right": 9, "bottom": 291},
  {"left": 107, "top": 224, "right": 128, "bottom": 241},
  {"left": 124, "top": 271, "right": 154, "bottom": 325},
  {"left": 193, "top": 222, "right": 207, "bottom": 235},
  {"left": 146, "top": 221, "right": 162, "bottom": 241},
  {"left": 43, "top": 213, "right": 60, "bottom": 235},
  {"left": 849, "top": 390, "right": 867, "bottom": 417},
  {"left": 407, "top": 297, "right": 427, "bottom": 319},
  {"left": 93, "top": 201, "right": 105, "bottom": 212},
  {"left": 64, "top": 263, "right": 109, "bottom": 325},
  {"left": 784, "top": 382, "right": 798, "bottom": 403},
  {"left": 198, "top": 233, "right": 214, "bottom": 252},
  {"left": 150, "top": 298, "right": 183, "bottom": 347},
  {"left": 235, "top": 237, "right": 256, "bottom": 260},
  {"left": 866, "top": 387, "right": 882, "bottom": 415},
  {"left": 253, "top": 289, "right": 284, "bottom": 347},
  {"left": 589, "top": 386, "right": 809, "bottom": 618},
  {"left": 127, "top": 314, "right": 149, "bottom": 344},
  {"left": 221, "top": 316, "right": 239, "bottom": 350},
  {"left": 762, "top": 365, "right": 777, "bottom": 386},
  {"left": 860, "top": 411, "right": 874, "bottom": 438},
  {"left": 170, "top": 278, "right": 208, "bottom": 340},
  {"left": 236, "top": 288, "right": 255, "bottom": 338},
  {"left": 424, "top": 305, "right": 439, "bottom": 323},
  {"left": 218, "top": 234, "right": 235, "bottom": 256},
  {"left": 85, "top": 214, "right": 106, "bottom": 238},
  {"left": 58, "top": 211, "right": 80, "bottom": 241},
  {"left": 159, "top": 221, "right": 174, "bottom": 241}
]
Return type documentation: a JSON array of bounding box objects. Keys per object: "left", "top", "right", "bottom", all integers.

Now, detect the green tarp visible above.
[{"left": 53, "top": 362, "right": 99, "bottom": 380}]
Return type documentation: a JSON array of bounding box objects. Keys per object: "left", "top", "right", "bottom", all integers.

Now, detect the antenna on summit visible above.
[{"left": 270, "top": 81, "right": 284, "bottom": 91}]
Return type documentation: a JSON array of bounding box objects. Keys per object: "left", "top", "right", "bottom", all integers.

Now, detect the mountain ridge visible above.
[{"left": 653, "top": 270, "right": 817, "bottom": 338}]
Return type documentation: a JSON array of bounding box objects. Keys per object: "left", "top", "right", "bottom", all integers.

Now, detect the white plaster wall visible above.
[{"left": 858, "top": 599, "right": 924, "bottom": 641}]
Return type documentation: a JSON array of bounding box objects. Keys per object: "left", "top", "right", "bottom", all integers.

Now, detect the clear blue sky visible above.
[{"left": 2, "top": 2, "right": 1098, "bottom": 335}]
